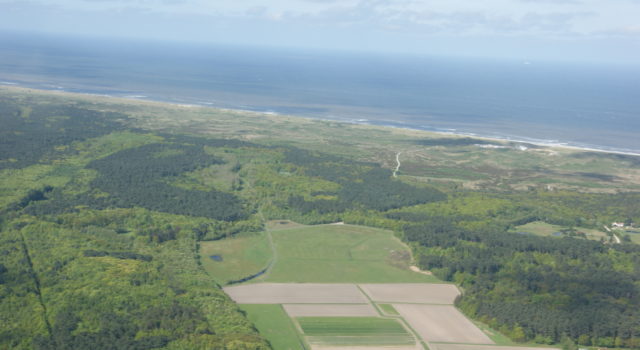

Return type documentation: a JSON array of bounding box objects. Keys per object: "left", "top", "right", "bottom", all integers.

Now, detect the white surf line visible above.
[{"left": 393, "top": 152, "right": 402, "bottom": 178}]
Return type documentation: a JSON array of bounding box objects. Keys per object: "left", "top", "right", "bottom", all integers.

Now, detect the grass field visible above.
[
  {"left": 629, "top": 233, "right": 640, "bottom": 244},
  {"left": 199, "top": 232, "right": 272, "bottom": 284},
  {"left": 378, "top": 304, "right": 400, "bottom": 316},
  {"left": 512, "top": 221, "right": 608, "bottom": 242},
  {"left": 298, "top": 317, "right": 415, "bottom": 346},
  {"left": 472, "top": 321, "right": 517, "bottom": 346},
  {"left": 240, "top": 304, "right": 305, "bottom": 350},
  {"left": 264, "top": 224, "right": 439, "bottom": 283}
]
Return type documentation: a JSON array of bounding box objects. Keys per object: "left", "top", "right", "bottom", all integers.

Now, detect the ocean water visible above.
[{"left": 1, "top": 33, "right": 639, "bottom": 153}]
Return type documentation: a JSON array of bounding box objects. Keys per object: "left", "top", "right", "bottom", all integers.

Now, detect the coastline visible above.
[{"left": 2, "top": 84, "right": 639, "bottom": 158}]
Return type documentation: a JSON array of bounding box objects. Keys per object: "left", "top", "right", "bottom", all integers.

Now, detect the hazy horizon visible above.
[{"left": 1, "top": 0, "right": 639, "bottom": 65}]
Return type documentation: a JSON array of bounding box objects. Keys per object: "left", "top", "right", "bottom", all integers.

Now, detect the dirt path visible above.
[
  {"left": 613, "top": 233, "right": 621, "bottom": 244},
  {"left": 258, "top": 230, "right": 278, "bottom": 280},
  {"left": 393, "top": 152, "right": 402, "bottom": 178}
]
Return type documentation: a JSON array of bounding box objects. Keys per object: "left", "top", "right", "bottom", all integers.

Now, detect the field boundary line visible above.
[
  {"left": 355, "top": 284, "right": 429, "bottom": 350},
  {"left": 256, "top": 230, "right": 277, "bottom": 282},
  {"left": 280, "top": 304, "right": 310, "bottom": 350}
]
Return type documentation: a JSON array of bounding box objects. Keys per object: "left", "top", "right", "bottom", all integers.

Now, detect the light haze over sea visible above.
[{"left": 1, "top": 33, "right": 639, "bottom": 154}]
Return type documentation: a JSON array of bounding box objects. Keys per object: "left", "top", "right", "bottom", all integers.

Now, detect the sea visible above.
[{"left": 2, "top": 32, "right": 639, "bottom": 154}]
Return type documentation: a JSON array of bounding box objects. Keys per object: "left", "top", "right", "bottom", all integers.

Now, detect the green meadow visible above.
[
  {"left": 199, "top": 232, "right": 272, "bottom": 285},
  {"left": 239, "top": 305, "right": 305, "bottom": 350},
  {"left": 263, "top": 224, "right": 440, "bottom": 283}
]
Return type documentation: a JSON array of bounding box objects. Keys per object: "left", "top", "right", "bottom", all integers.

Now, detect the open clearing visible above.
[
  {"left": 430, "top": 345, "right": 556, "bottom": 350},
  {"left": 224, "top": 283, "right": 368, "bottom": 304},
  {"left": 199, "top": 232, "right": 271, "bottom": 284},
  {"left": 360, "top": 283, "right": 459, "bottom": 304},
  {"left": 284, "top": 304, "right": 378, "bottom": 317},
  {"left": 298, "top": 317, "right": 415, "bottom": 347},
  {"left": 394, "top": 304, "right": 494, "bottom": 344},
  {"left": 265, "top": 224, "right": 439, "bottom": 283},
  {"left": 512, "top": 221, "right": 607, "bottom": 241}
]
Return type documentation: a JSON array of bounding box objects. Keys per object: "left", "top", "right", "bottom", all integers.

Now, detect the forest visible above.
[{"left": 1, "top": 91, "right": 639, "bottom": 349}]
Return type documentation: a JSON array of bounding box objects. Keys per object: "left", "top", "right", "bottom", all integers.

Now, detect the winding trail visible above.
[{"left": 393, "top": 152, "right": 402, "bottom": 178}]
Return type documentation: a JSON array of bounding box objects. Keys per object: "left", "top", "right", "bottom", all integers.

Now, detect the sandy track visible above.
[
  {"left": 283, "top": 304, "right": 378, "bottom": 317},
  {"left": 224, "top": 283, "right": 368, "bottom": 304},
  {"left": 430, "top": 345, "right": 556, "bottom": 350},
  {"left": 360, "top": 284, "right": 460, "bottom": 304},
  {"left": 394, "top": 304, "right": 493, "bottom": 344}
]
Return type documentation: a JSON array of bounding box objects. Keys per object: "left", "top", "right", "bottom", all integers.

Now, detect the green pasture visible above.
[
  {"left": 239, "top": 305, "right": 305, "bottom": 350},
  {"left": 264, "top": 224, "right": 440, "bottom": 283},
  {"left": 199, "top": 232, "right": 272, "bottom": 284}
]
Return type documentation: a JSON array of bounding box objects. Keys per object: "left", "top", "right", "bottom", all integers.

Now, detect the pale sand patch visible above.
[
  {"left": 224, "top": 283, "right": 368, "bottom": 304},
  {"left": 312, "top": 346, "right": 422, "bottom": 350},
  {"left": 359, "top": 284, "right": 459, "bottom": 304},
  {"left": 409, "top": 266, "right": 432, "bottom": 275},
  {"left": 430, "top": 345, "right": 557, "bottom": 350},
  {"left": 283, "top": 304, "right": 378, "bottom": 317},
  {"left": 394, "top": 304, "right": 494, "bottom": 344}
]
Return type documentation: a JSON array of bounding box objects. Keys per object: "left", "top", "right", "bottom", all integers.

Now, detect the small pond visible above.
[{"left": 210, "top": 255, "right": 223, "bottom": 262}]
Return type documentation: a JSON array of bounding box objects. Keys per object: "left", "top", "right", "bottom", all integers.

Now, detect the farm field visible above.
[
  {"left": 264, "top": 224, "right": 440, "bottom": 283},
  {"left": 298, "top": 317, "right": 416, "bottom": 347},
  {"left": 219, "top": 223, "right": 498, "bottom": 350},
  {"left": 430, "top": 345, "right": 556, "bottom": 350},
  {"left": 224, "top": 283, "right": 368, "bottom": 304},
  {"left": 284, "top": 304, "right": 378, "bottom": 317},
  {"left": 393, "top": 304, "right": 494, "bottom": 344},
  {"left": 228, "top": 282, "right": 508, "bottom": 350},
  {"left": 360, "top": 283, "right": 459, "bottom": 304},
  {"left": 199, "top": 231, "right": 272, "bottom": 284}
]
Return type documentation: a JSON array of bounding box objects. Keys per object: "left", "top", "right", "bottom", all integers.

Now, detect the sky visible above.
[{"left": 1, "top": 0, "right": 639, "bottom": 63}]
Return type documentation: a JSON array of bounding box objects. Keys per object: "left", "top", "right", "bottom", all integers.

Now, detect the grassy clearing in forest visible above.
[
  {"left": 512, "top": 221, "right": 608, "bottom": 241},
  {"left": 264, "top": 224, "right": 439, "bottom": 283},
  {"left": 199, "top": 232, "right": 272, "bottom": 284}
]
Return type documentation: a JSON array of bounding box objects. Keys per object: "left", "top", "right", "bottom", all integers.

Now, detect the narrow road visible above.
[{"left": 393, "top": 152, "right": 402, "bottom": 178}]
